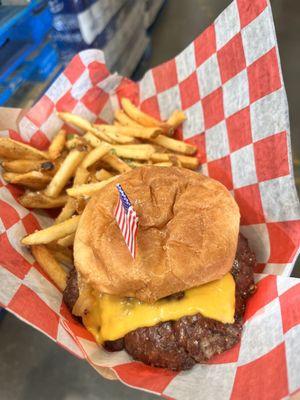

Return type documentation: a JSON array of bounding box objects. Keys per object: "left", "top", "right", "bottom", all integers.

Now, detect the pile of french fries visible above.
[{"left": 0, "top": 98, "right": 199, "bottom": 291}]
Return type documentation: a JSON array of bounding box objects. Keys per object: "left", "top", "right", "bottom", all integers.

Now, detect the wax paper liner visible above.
[{"left": 1, "top": 0, "right": 300, "bottom": 398}]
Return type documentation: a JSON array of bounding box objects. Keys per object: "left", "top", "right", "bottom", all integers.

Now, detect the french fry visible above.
[
  {"left": 93, "top": 125, "right": 135, "bottom": 144},
  {"left": 117, "top": 159, "right": 147, "bottom": 168},
  {"left": 81, "top": 145, "right": 110, "bottom": 168},
  {"left": 2, "top": 171, "right": 51, "bottom": 190},
  {"left": 72, "top": 164, "right": 90, "bottom": 187},
  {"left": 44, "top": 148, "right": 87, "bottom": 197},
  {"left": 22, "top": 215, "right": 80, "bottom": 245},
  {"left": 48, "top": 129, "right": 66, "bottom": 160},
  {"left": 114, "top": 109, "right": 142, "bottom": 128},
  {"left": 1, "top": 159, "right": 37, "bottom": 173},
  {"left": 169, "top": 155, "right": 183, "bottom": 168},
  {"left": 150, "top": 135, "right": 197, "bottom": 155},
  {"left": 57, "top": 233, "right": 75, "bottom": 247},
  {"left": 150, "top": 153, "right": 169, "bottom": 163},
  {"left": 167, "top": 110, "right": 186, "bottom": 129},
  {"left": 58, "top": 112, "right": 93, "bottom": 133},
  {"left": 19, "top": 192, "right": 69, "bottom": 209},
  {"left": 126, "top": 161, "right": 146, "bottom": 168},
  {"left": 95, "top": 169, "right": 113, "bottom": 181},
  {"left": 116, "top": 108, "right": 178, "bottom": 139},
  {"left": 154, "top": 162, "right": 173, "bottom": 167},
  {"left": 121, "top": 98, "right": 171, "bottom": 133},
  {"left": 31, "top": 245, "right": 67, "bottom": 291},
  {"left": 67, "top": 176, "right": 117, "bottom": 198},
  {"left": 73, "top": 166, "right": 90, "bottom": 185},
  {"left": 55, "top": 198, "right": 77, "bottom": 224},
  {"left": 52, "top": 248, "right": 73, "bottom": 265},
  {"left": 150, "top": 153, "right": 199, "bottom": 170},
  {"left": 75, "top": 165, "right": 91, "bottom": 194},
  {"left": 54, "top": 166, "right": 89, "bottom": 223},
  {"left": 102, "top": 153, "right": 132, "bottom": 173},
  {"left": 91, "top": 129, "right": 115, "bottom": 143},
  {"left": 96, "top": 124, "right": 160, "bottom": 140},
  {"left": 1, "top": 159, "right": 56, "bottom": 176},
  {"left": 83, "top": 132, "right": 102, "bottom": 148},
  {"left": 88, "top": 174, "right": 98, "bottom": 183},
  {"left": 58, "top": 112, "right": 113, "bottom": 143},
  {"left": 65, "top": 134, "right": 87, "bottom": 150},
  {"left": 0, "top": 138, "right": 47, "bottom": 160},
  {"left": 84, "top": 134, "right": 136, "bottom": 165},
  {"left": 109, "top": 144, "right": 156, "bottom": 160},
  {"left": 75, "top": 197, "right": 88, "bottom": 214},
  {"left": 170, "top": 154, "right": 199, "bottom": 170},
  {"left": 47, "top": 242, "right": 73, "bottom": 255}
]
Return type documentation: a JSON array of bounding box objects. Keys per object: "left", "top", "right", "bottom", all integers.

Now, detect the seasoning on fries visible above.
[
  {"left": 48, "top": 129, "right": 67, "bottom": 160},
  {"left": 44, "top": 148, "right": 87, "bottom": 197},
  {"left": 114, "top": 109, "right": 142, "bottom": 128},
  {"left": 150, "top": 153, "right": 199, "bottom": 170},
  {"left": 102, "top": 153, "right": 132, "bottom": 173},
  {"left": 67, "top": 176, "right": 117, "bottom": 198},
  {"left": 150, "top": 135, "right": 197, "bottom": 155},
  {"left": 2, "top": 171, "right": 51, "bottom": 190},
  {"left": 107, "top": 144, "right": 156, "bottom": 160},
  {"left": 1, "top": 159, "right": 55, "bottom": 174},
  {"left": 93, "top": 125, "right": 136, "bottom": 144},
  {"left": 95, "top": 124, "right": 161, "bottom": 140},
  {"left": 0, "top": 137, "right": 47, "bottom": 160},
  {"left": 121, "top": 98, "right": 171, "bottom": 133},
  {"left": 81, "top": 145, "right": 110, "bottom": 169},
  {"left": 19, "top": 192, "right": 69, "bottom": 209}
]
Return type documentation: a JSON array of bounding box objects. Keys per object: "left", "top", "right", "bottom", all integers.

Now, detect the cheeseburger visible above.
[{"left": 64, "top": 166, "right": 256, "bottom": 370}]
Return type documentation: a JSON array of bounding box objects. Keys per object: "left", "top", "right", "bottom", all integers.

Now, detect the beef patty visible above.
[{"left": 64, "top": 234, "right": 256, "bottom": 370}]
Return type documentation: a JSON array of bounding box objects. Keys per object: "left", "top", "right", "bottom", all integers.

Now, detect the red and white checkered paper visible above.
[{"left": 1, "top": 0, "right": 300, "bottom": 398}]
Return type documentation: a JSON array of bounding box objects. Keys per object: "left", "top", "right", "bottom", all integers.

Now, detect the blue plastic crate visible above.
[
  {"left": 0, "top": 41, "right": 60, "bottom": 105},
  {"left": 0, "top": 1, "right": 51, "bottom": 46},
  {"left": 27, "top": 42, "right": 60, "bottom": 81},
  {"left": 12, "top": 2, "right": 52, "bottom": 45},
  {"left": 0, "top": 40, "right": 35, "bottom": 84},
  {"left": 0, "top": 1, "right": 53, "bottom": 82},
  {"left": 0, "top": 1, "right": 60, "bottom": 105},
  {"left": 0, "top": 5, "right": 29, "bottom": 47}
]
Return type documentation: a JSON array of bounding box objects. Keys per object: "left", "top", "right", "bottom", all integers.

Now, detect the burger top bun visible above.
[{"left": 74, "top": 166, "right": 240, "bottom": 303}]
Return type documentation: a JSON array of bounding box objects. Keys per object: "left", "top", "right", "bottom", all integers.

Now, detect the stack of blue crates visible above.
[{"left": 0, "top": 1, "right": 61, "bottom": 105}]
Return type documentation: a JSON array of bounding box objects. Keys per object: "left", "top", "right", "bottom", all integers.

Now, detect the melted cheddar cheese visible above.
[{"left": 81, "top": 273, "right": 235, "bottom": 343}]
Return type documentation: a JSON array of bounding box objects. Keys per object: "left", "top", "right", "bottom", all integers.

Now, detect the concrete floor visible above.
[{"left": 0, "top": 1, "right": 299, "bottom": 399}]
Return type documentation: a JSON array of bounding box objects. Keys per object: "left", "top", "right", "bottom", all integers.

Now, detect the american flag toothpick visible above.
[{"left": 114, "top": 184, "right": 138, "bottom": 258}]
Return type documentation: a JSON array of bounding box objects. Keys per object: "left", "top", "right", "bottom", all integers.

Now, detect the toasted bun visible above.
[{"left": 74, "top": 166, "right": 240, "bottom": 303}]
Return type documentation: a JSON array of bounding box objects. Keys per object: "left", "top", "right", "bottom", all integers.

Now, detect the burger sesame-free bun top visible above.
[{"left": 74, "top": 166, "right": 240, "bottom": 303}]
